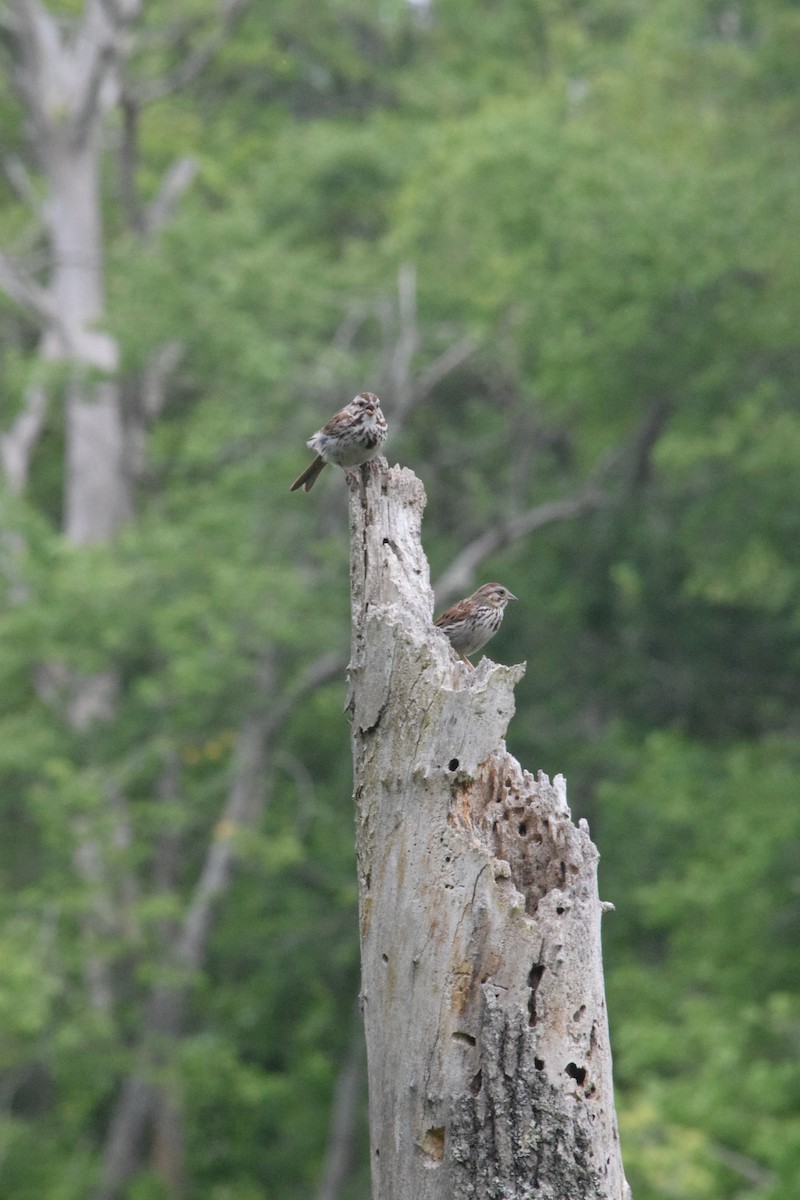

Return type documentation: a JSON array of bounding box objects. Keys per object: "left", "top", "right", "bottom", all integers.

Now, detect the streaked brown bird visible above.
[
  {"left": 435, "top": 582, "right": 518, "bottom": 668},
  {"left": 290, "top": 391, "right": 388, "bottom": 493}
]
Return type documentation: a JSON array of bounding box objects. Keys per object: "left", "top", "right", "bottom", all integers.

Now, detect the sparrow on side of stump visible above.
[
  {"left": 290, "top": 391, "right": 388, "bottom": 492},
  {"left": 435, "top": 582, "right": 518, "bottom": 668}
]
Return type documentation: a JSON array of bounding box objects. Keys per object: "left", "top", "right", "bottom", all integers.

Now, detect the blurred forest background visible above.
[{"left": 0, "top": 1, "right": 798, "bottom": 1198}]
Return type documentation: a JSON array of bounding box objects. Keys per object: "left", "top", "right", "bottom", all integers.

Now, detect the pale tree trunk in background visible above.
[
  {"left": 1, "top": 1, "right": 195, "bottom": 504},
  {"left": 9, "top": 0, "right": 142, "bottom": 540},
  {"left": 6, "top": 0, "right": 143, "bottom": 1023},
  {"left": 49, "top": 128, "right": 131, "bottom": 543},
  {"left": 7, "top": 2, "right": 177, "bottom": 1184},
  {"left": 347, "top": 461, "right": 631, "bottom": 1200}
]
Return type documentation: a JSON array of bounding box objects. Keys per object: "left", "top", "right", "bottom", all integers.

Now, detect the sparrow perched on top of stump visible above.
[{"left": 290, "top": 392, "right": 387, "bottom": 493}]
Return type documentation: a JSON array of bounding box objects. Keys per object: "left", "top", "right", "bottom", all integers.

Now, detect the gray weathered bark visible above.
[{"left": 348, "top": 460, "right": 630, "bottom": 1200}]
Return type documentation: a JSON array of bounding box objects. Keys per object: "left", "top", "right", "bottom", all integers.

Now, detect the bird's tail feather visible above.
[{"left": 290, "top": 455, "right": 327, "bottom": 492}]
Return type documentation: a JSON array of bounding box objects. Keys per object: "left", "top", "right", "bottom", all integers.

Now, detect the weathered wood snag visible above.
[{"left": 347, "top": 460, "right": 631, "bottom": 1200}]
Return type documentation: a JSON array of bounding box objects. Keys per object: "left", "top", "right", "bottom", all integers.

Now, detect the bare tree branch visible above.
[
  {"left": 711, "top": 1144, "right": 775, "bottom": 1189},
  {"left": 71, "top": 0, "right": 146, "bottom": 149},
  {"left": 134, "top": 0, "right": 251, "bottom": 105},
  {"left": 413, "top": 334, "right": 477, "bottom": 403},
  {"left": 387, "top": 262, "right": 419, "bottom": 420},
  {"left": 96, "top": 1074, "right": 159, "bottom": 1200},
  {"left": 141, "top": 339, "right": 184, "bottom": 419},
  {"left": 72, "top": 817, "right": 116, "bottom": 1016},
  {"left": 95, "top": 648, "right": 346, "bottom": 1199},
  {"left": 379, "top": 263, "right": 476, "bottom": 428},
  {"left": 622, "top": 394, "right": 673, "bottom": 491},
  {"left": 116, "top": 90, "right": 145, "bottom": 232},
  {"left": 118, "top": 104, "right": 196, "bottom": 237},
  {"left": 0, "top": 247, "right": 61, "bottom": 331},
  {"left": 8, "top": 0, "right": 59, "bottom": 132},
  {"left": 0, "top": 528, "right": 32, "bottom": 605},
  {"left": 98, "top": 0, "right": 143, "bottom": 22},
  {"left": 176, "top": 650, "right": 344, "bottom": 969},
  {"left": 70, "top": 3, "right": 117, "bottom": 151},
  {"left": 2, "top": 155, "right": 45, "bottom": 221},
  {"left": 9, "top": 0, "right": 139, "bottom": 152},
  {"left": 332, "top": 304, "right": 370, "bottom": 351},
  {"left": 433, "top": 489, "right": 604, "bottom": 606},
  {"left": 151, "top": 1092, "right": 186, "bottom": 1199},
  {"left": 315, "top": 1001, "right": 366, "bottom": 1200},
  {"left": 0, "top": 381, "right": 47, "bottom": 494},
  {"left": 143, "top": 157, "right": 197, "bottom": 236},
  {"left": 433, "top": 393, "right": 677, "bottom": 605}
]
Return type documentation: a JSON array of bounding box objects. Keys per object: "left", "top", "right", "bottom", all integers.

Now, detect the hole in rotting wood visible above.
[
  {"left": 421, "top": 1126, "right": 445, "bottom": 1165},
  {"left": 448, "top": 758, "right": 459, "bottom": 772},
  {"left": 534, "top": 1057, "right": 544, "bottom": 1071},
  {"left": 452, "top": 1031, "right": 476, "bottom": 1047},
  {"left": 470, "top": 1070, "right": 482, "bottom": 1096},
  {"left": 556, "top": 905, "right": 565, "bottom": 915},
  {"left": 382, "top": 953, "right": 388, "bottom": 963},
  {"left": 573, "top": 1005, "right": 586, "bottom": 1022},
  {"left": 518, "top": 822, "right": 527, "bottom": 836},
  {"left": 527, "top": 962, "right": 545, "bottom": 1026},
  {"left": 565, "top": 1062, "right": 587, "bottom": 1086}
]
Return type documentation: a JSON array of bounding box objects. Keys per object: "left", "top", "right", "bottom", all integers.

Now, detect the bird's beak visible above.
[{"left": 508, "top": 591, "right": 518, "bottom": 602}]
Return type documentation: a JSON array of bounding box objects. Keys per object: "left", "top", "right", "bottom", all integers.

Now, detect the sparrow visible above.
[
  {"left": 290, "top": 392, "right": 388, "bottom": 492},
  {"left": 435, "top": 582, "right": 518, "bottom": 667}
]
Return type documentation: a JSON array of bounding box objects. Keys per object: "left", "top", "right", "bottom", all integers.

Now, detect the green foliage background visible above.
[{"left": 1, "top": 1, "right": 799, "bottom": 1196}]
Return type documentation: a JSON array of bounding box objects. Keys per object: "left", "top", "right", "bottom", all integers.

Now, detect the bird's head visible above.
[
  {"left": 355, "top": 391, "right": 381, "bottom": 415},
  {"left": 474, "top": 582, "right": 518, "bottom": 608}
]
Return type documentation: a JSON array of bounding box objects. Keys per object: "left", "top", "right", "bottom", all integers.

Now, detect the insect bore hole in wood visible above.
[
  {"left": 565, "top": 1062, "right": 587, "bottom": 1086},
  {"left": 527, "top": 961, "right": 545, "bottom": 1026}
]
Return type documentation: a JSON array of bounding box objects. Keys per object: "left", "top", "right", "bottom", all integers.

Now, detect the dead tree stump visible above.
[{"left": 347, "top": 460, "right": 630, "bottom": 1200}]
